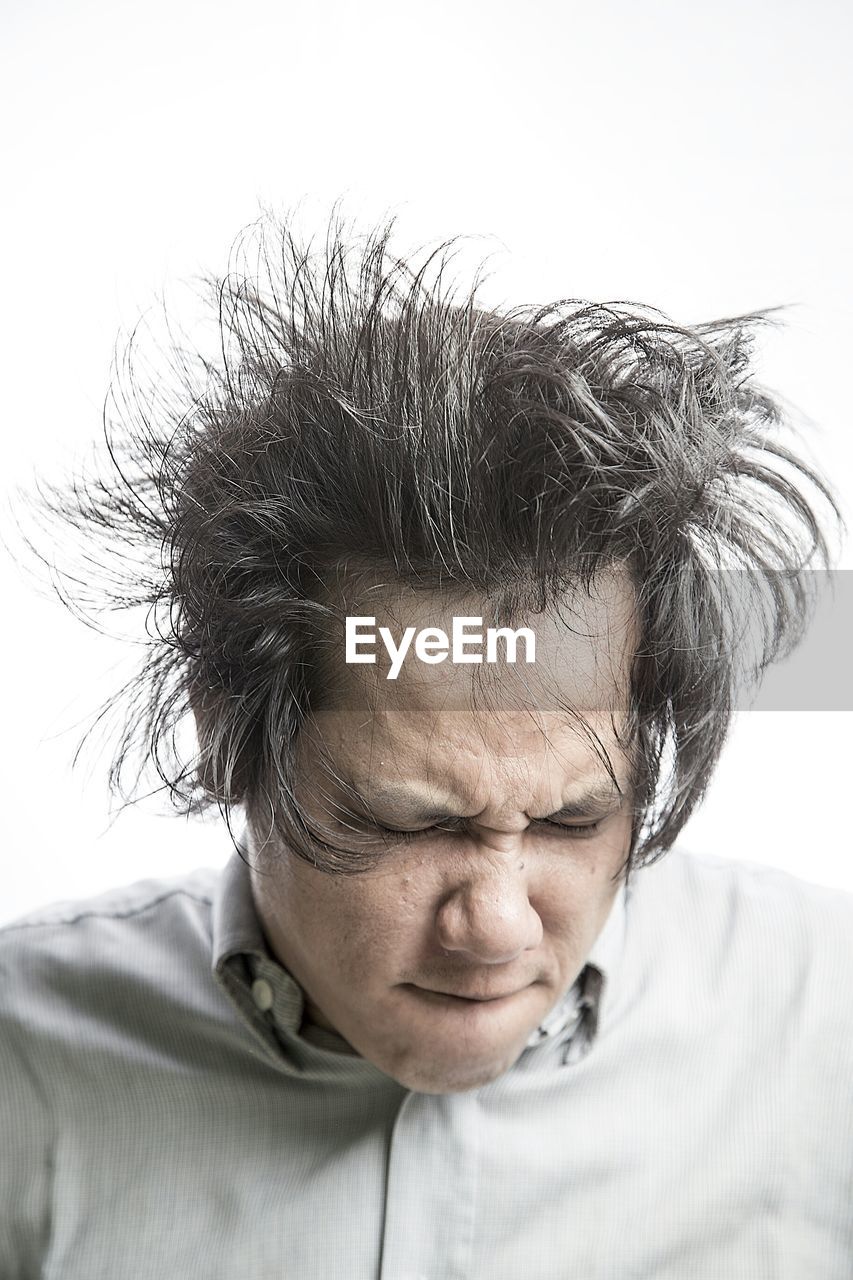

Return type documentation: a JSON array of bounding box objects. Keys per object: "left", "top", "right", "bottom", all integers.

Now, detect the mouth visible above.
[{"left": 406, "top": 984, "right": 527, "bottom": 1006}]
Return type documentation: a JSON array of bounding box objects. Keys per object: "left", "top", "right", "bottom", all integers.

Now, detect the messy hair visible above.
[{"left": 20, "top": 210, "right": 840, "bottom": 878}]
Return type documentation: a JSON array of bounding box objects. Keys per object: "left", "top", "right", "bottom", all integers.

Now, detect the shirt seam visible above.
[{"left": 0, "top": 888, "right": 214, "bottom": 936}]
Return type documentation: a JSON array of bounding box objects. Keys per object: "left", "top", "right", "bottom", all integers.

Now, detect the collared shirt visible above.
[{"left": 1, "top": 843, "right": 851, "bottom": 1279}]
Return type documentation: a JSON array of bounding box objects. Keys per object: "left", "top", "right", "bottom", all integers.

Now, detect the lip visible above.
[{"left": 408, "top": 984, "right": 526, "bottom": 1004}]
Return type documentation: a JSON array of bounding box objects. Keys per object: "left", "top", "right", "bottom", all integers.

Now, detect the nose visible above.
[{"left": 433, "top": 837, "right": 543, "bottom": 965}]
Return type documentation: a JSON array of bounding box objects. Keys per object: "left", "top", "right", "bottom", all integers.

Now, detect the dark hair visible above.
[{"left": 17, "top": 210, "right": 841, "bottom": 877}]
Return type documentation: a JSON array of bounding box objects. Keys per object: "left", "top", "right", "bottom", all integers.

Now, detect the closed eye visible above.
[
  {"left": 372, "top": 817, "right": 602, "bottom": 840},
  {"left": 537, "top": 818, "right": 601, "bottom": 838}
]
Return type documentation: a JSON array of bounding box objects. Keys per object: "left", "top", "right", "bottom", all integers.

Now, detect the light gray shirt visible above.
[{"left": 1, "top": 843, "right": 851, "bottom": 1279}]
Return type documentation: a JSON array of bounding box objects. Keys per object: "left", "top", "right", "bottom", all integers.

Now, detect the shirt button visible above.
[{"left": 252, "top": 978, "right": 274, "bottom": 1012}]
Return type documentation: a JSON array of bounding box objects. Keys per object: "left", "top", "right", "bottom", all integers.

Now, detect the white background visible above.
[{"left": 1, "top": 0, "right": 851, "bottom": 924}]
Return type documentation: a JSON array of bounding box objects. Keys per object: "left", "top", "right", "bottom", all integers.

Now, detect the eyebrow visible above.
[
  {"left": 543, "top": 782, "right": 624, "bottom": 820},
  {"left": 345, "top": 779, "right": 623, "bottom": 825}
]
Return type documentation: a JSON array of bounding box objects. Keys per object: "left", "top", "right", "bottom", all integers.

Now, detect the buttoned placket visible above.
[{"left": 375, "top": 968, "right": 602, "bottom": 1280}]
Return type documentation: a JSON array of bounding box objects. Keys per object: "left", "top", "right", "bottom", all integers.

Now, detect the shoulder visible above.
[
  {"left": 0, "top": 863, "right": 219, "bottom": 935},
  {"left": 0, "top": 865, "right": 226, "bottom": 1263},
  {"left": 639, "top": 845, "right": 853, "bottom": 941},
  {"left": 628, "top": 847, "right": 853, "bottom": 1027},
  {"left": 0, "top": 864, "right": 219, "bottom": 953},
  {"left": 0, "top": 865, "right": 223, "bottom": 1046}
]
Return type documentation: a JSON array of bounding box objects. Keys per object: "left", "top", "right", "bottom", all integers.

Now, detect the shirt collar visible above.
[
  {"left": 523, "top": 872, "right": 628, "bottom": 1055},
  {"left": 211, "top": 840, "right": 313, "bottom": 1061},
  {"left": 211, "top": 837, "right": 271, "bottom": 969},
  {"left": 211, "top": 839, "right": 630, "bottom": 1064}
]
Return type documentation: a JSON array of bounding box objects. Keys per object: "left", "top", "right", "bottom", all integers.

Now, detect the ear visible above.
[{"left": 187, "top": 682, "right": 233, "bottom": 802}]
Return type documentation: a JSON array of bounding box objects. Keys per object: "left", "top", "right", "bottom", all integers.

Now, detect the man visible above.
[{"left": 2, "top": 214, "right": 851, "bottom": 1278}]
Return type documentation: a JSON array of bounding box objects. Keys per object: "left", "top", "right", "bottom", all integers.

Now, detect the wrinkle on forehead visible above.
[
  {"left": 320, "top": 565, "right": 638, "bottom": 720},
  {"left": 304, "top": 700, "right": 632, "bottom": 826}
]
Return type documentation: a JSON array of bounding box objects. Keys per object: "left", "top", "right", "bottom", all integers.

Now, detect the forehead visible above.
[
  {"left": 307, "top": 706, "right": 629, "bottom": 811},
  {"left": 321, "top": 565, "right": 638, "bottom": 717},
  {"left": 306, "top": 569, "right": 637, "bottom": 801}
]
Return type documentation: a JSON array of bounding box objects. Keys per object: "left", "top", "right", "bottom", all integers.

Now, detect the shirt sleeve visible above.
[{"left": 0, "top": 957, "right": 54, "bottom": 1279}]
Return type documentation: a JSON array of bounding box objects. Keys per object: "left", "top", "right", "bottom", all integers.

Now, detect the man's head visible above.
[
  {"left": 166, "top": 215, "right": 833, "bottom": 873},
  {"left": 29, "top": 210, "right": 838, "bottom": 1089}
]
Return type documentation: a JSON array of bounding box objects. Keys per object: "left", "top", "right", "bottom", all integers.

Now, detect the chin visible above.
[{"left": 381, "top": 1044, "right": 523, "bottom": 1095}]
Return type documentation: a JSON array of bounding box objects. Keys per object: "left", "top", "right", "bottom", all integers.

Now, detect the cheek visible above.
[
  {"left": 528, "top": 835, "right": 628, "bottom": 922},
  {"left": 315, "top": 879, "right": 417, "bottom": 977},
  {"left": 350, "top": 867, "right": 450, "bottom": 983}
]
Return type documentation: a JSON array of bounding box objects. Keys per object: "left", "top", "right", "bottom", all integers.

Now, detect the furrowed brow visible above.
[
  {"left": 346, "top": 782, "right": 461, "bottom": 825},
  {"left": 346, "top": 779, "right": 623, "bottom": 825},
  {"left": 543, "top": 782, "right": 624, "bottom": 820}
]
